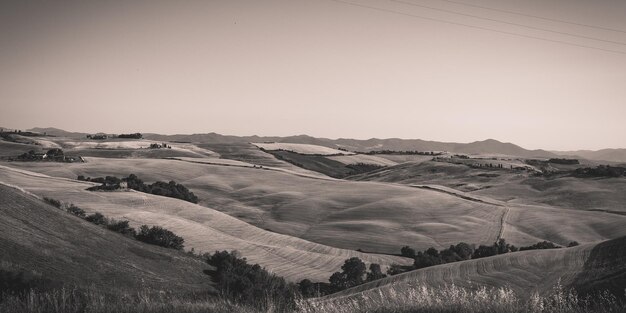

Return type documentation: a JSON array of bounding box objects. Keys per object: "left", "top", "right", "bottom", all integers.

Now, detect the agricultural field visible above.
[
  {"left": 5, "top": 156, "right": 626, "bottom": 254},
  {"left": 252, "top": 142, "right": 354, "bottom": 155},
  {"left": 350, "top": 160, "right": 626, "bottom": 213},
  {"left": 0, "top": 165, "right": 409, "bottom": 282}
]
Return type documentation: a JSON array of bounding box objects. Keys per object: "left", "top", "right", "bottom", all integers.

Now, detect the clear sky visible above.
[{"left": 1, "top": 0, "right": 625, "bottom": 150}]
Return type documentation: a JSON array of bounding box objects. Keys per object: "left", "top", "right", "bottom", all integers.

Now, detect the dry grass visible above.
[
  {"left": 0, "top": 288, "right": 259, "bottom": 313},
  {"left": 300, "top": 282, "right": 625, "bottom": 313}
]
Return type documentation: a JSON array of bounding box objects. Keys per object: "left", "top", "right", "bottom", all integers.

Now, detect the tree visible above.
[
  {"left": 413, "top": 251, "right": 442, "bottom": 269},
  {"left": 135, "top": 225, "right": 184, "bottom": 250},
  {"left": 366, "top": 263, "right": 386, "bottom": 282},
  {"left": 567, "top": 241, "right": 580, "bottom": 247},
  {"left": 66, "top": 205, "right": 86, "bottom": 218},
  {"left": 451, "top": 242, "right": 474, "bottom": 260},
  {"left": 400, "top": 246, "right": 416, "bottom": 258},
  {"left": 341, "top": 257, "right": 366, "bottom": 288},
  {"left": 329, "top": 257, "right": 367, "bottom": 291},
  {"left": 85, "top": 212, "right": 107, "bottom": 225},
  {"left": 298, "top": 279, "right": 317, "bottom": 297},
  {"left": 106, "top": 220, "right": 136, "bottom": 236}
]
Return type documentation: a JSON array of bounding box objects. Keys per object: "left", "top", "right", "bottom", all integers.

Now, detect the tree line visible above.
[
  {"left": 44, "top": 197, "right": 185, "bottom": 250},
  {"left": 80, "top": 174, "right": 199, "bottom": 203}
]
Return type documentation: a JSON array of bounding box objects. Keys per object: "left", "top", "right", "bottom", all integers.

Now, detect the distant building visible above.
[{"left": 119, "top": 181, "right": 128, "bottom": 189}]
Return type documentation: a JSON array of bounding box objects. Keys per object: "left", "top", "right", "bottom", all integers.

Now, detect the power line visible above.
[
  {"left": 433, "top": 0, "right": 626, "bottom": 34},
  {"left": 327, "top": 0, "right": 626, "bottom": 55},
  {"left": 389, "top": 0, "right": 626, "bottom": 46}
]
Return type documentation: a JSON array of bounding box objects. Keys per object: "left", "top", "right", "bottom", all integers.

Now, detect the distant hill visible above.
[
  {"left": 0, "top": 183, "right": 212, "bottom": 294},
  {"left": 144, "top": 133, "right": 556, "bottom": 158},
  {"left": 24, "top": 127, "right": 626, "bottom": 160},
  {"left": 553, "top": 148, "right": 626, "bottom": 164},
  {"left": 27, "top": 127, "right": 89, "bottom": 138}
]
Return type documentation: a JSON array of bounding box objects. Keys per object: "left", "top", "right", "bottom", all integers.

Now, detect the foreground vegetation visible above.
[
  {"left": 300, "top": 282, "right": 626, "bottom": 313},
  {"left": 1, "top": 282, "right": 623, "bottom": 313}
]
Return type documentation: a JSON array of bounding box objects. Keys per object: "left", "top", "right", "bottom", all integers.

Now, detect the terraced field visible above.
[
  {"left": 0, "top": 165, "right": 409, "bottom": 282},
  {"left": 0, "top": 184, "right": 211, "bottom": 294},
  {"left": 321, "top": 236, "right": 626, "bottom": 302}
]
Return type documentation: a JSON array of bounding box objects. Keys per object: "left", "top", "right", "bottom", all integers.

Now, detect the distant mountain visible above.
[
  {"left": 28, "top": 127, "right": 626, "bottom": 160},
  {"left": 27, "top": 127, "right": 89, "bottom": 138},
  {"left": 552, "top": 149, "right": 626, "bottom": 164},
  {"left": 145, "top": 133, "right": 555, "bottom": 158}
]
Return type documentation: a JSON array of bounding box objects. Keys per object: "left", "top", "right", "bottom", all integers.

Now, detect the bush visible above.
[
  {"left": 106, "top": 220, "right": 137, "bottom": 236},
  {"left": 43, "top": 197, "right": 61, "bottom": 208},
  {"left": 84, "top": 212, "right": 108, "bottom": 225},
  {"left": 135, "top": 225, "right": 184, "bottom": 250},
  {"left": 66, "top": 205, "right": 86, "bottom": 218},
  {"left": 519, "top": 241, "right": 561, "bottom": 251}
]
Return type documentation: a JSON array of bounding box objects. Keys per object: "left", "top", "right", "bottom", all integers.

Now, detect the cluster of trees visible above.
[
  {"left": 548, "top": 158, "right": 580, "bottom": 165},
  {"left": 148, "top": 143, "right": 171, "bottom": 149},
  {"left": 205, "top": 251, "right": 297, "bottom": 311},
  {"left": 397, "top": 239, "right": 578, "bottom": 273},
  {"left": 81, "top": 174, "right": 198, "bottom": 203},
  {"left": 297, "top": 257, "right": 387, "bottom": 297},
  {"left": 86, "top": 134, "right": 108, "bottom": 140},
  {"left": 574, "top": 165, "right": 626, "bottom": 178},
  {"left": 117, "top": 133, "right": 143, "bottom": 139},
  {"left": 43, "top": 197, "right": 184, "bottom": 250}
]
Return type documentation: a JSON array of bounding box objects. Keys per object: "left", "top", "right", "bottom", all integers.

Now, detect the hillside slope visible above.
[
  {"left": 0, "top": 165, "right": 409, "bottom": 282},
  {"left": 351, "top": 160, "right": 626, "bottom": 213},
  {"left": 0, "top": 184, "right": 211, "bottom": 294},
  {"left": 6, "top": 158, "right": 626, "bottom": 254},
  {"left": 324, "top": 237, "right": 626, "bottom": 302}
]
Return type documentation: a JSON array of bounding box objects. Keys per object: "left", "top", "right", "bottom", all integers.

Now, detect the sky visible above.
[{"left": 1, "top": 0, "right": 625, "bottom": 151}]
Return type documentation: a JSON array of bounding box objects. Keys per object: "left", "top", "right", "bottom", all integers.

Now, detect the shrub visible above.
[
  {"left": 43, "top": 197, "right": 61, "bottom": 208},
  {"left": 135, "top": 225, "right": 184, "bottom": 250},
  {"left": 84, "top": 212, "right": 108, "bottom": 225},
  {"left": 519, "top": 241, "right": 561, "bottom": 251},
  {"left": 106, "top": 220, "right": 137, "bottom": 236},
  {"left": 66, "top": 205, "right": 86, "bottom": 218}
]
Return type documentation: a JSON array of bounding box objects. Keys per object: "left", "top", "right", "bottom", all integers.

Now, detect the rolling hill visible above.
[
  {"left": 6, "top": 157, "right": 626, "bottom": 255},
  {"left": 0, "top": 183, "right": 212, "bottom": 294},
  {"left": 350, "top": 160, "right": 626, "bottom": 213},
  {"left": 320, "top": 236, "right": 626, "bottom": 302},
  {"left": 0, "top": 164, "right": 409, "bottom": 283}
]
